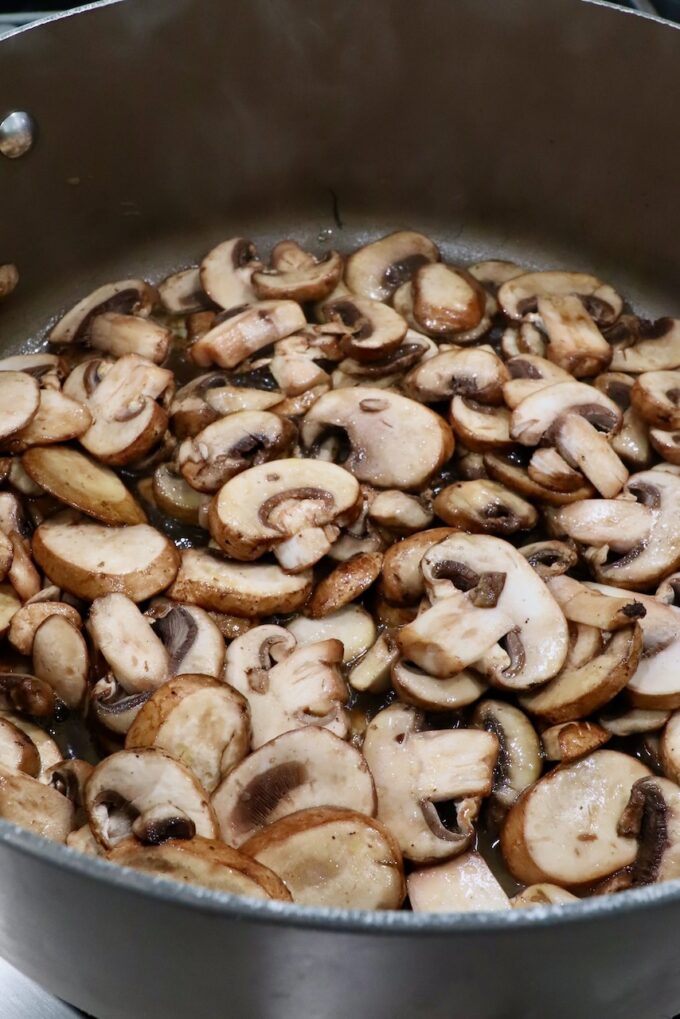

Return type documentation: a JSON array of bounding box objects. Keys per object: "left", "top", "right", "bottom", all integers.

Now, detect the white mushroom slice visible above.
[
  {"left": 243, "top": 806, "right": 406, "bottom": 909},
  {"left": 33, "top": 514, "right": 180, "bottom": 602},
  {"left": 541, "top": 721, "right": 610, "bottom": 762},
  {"left": 167, "top": 548, "right": 312, "bottom": 617},
  {"left": 616, "top": 776, "right": 680, "bottom": 886},
  {"left": 0, "top": 673, "right": 57, "bottom": 718},
  {"left": 553, "top": 415, "right": 628, "bottom": 498},
  {"left": 199, "top": 238, "right": 261, "bottom": 311},
  {"left": 0, "top": 264, "right": 19, "bottom": 299},
  {"left": 498, "top": 271, "right": 622, "bottom": 326},
  {"left": 22, "top": 446, "right": 146, "bottom": 526},
  {"left": 90, "top": 677, "right": 151, "bottom": 735},
  {"left": 549, "top": 497, "right": 653, "bottom": 554},
  {"left": 433, "top": 480, "right": 537, "bottom": 536},
  {"left": 178, "top": 411, "right": 294, "bottom": 494},
  {"left": 0, "top": 371, "right": 40, "bottom": 441},
  {"left": 367, "top": 491, "right": 433, "bottom": 534},
  {"left": 472, "top": 701, "right": 542, "bottom": 810},
  {"left": 3, "top": 716, "right": 62, "bottom": 774},
  {"left": 501, "top": 750, "right": 650, "bottom": 888},
  {"left": 380, "top": 527, "right": 457, "bottom": 605},
  {"left": 649, "top": 426, "right": 680, "bottom": 465},
  {"left": 86, "top": 313, "right": 170, "bottom": 364},
  {"left": 527, "top": 448, "right": 586, "bottom": 493},
  {"left": 587, "top": 581, "right": 680, "bottom": 652},
  {"left": 661, "top": 713, "right": 680, "bottom": 783},
  {"left": 520, "top": 625, "right": 641, "bottom": 724},
  {"left": 32, "top": 615, "right": 89, "bottom": 709},
  {"left": 302, "top": 388, "right": 454, "bottom": 490},
  {"left": 0, "top": 765, "right": 74, "bottom": 842},
  {"left": 0, "top": 353, "right": 63, "bottom": 383},
  {"left": 547, "top": 575, "right": 646, "bottom": 631},
  {"left": 268, "top": 353, "right": 329, "bottom": 396},
  {"left": 7, "top": 531, "right": 40, "bottom": 601},
  {"left": 43, "top": 760, "right": 93, "bottom": 818},
  {"left": 631, "top": 370, "right": 680, "bottom": 430},
  {"left": 344, "top": 231, "right": 439, "bottom": 302},
  {"left": 322, "top": 296, "right": 407, "bottom": 361},
  {"left": 88, "top": 594, "right": 169, "bottom": 694},
  {"left": 518, "top": 541, "right": 578, "bottom": 582},
  {"left": 85, "top": 748, "right": 217, "bottom": 849},
  {"left": 502, "top": 355, "right": 573, "bottom": 410},
  {"left": 469, "top": 259, "right": 525, "bottom": 290},
  {"left": 209, "top": 458, "right": 359, "bottom": 569},
  {"left": 148, "top": 601, "right": 224, "bottom": 679},
  {"left": 49, "top": 279, "right": 157, "bottom": 345},
  {"left": 410, "top": 264, "right": 485, "bottom": 336},
  {"left": 510, "top": 381, "right": 621, "bottom": 446},
  {"left": 392, "top": 660, "right": 486, "bottom": 712},
  {"left": 626, "top": 639, "right": 680, "bottom": 710},
  {"left": 206, "top": 386, "right": 282, "bottom": 415},
  {"left": 0, "top": 533, "right": 12, "bottom": 584},
  {"left": 307, "top": 551, "right": 383, "bottom": 619},
  {"left": 7, "top": 459, "right": 44, "bottom": 497},
  {"left": 158, "top": 267, "right": 209, "bottom": 315},
  {"left": 61, "top": 356, "right": 111, "bottom": 405},
  {"left": 421, "top": 534, "right": 569, "bottom": 690},
  {"left": 363, "top": 705, "right": 498, "bottom": 863},
  {"left": 600, "top": 707, "right": 669, "bottom": 737},
  {"left": 191, "top": 301, "right": 306, "bottom": 369},
  {"left": 151, "top": 464, "right": 207, "bottom": 526},
  {"left": 610, "top": 317, "right": 680, "bottom": 373},
  {"left": 109, "top": 835, "right": 291, "bottom": 900},
  {"left": 448, "top": 399, "right": 513, "bottom": 453},
  {"left": 337, "top": 330, "right": 433, "bottom": 383},
  {"left": 0, "top": 717, "right": 40, "bottom": 776},
  {"left": 483, "top": 452, "right": 594, "bottom": 506},
  {"left": 537, "top": 294, "right": 611, "bottom": 378},
  {"left": 348, "top": 633, "right": 400, "bottom": 694},
  {"left": 286, "top": 604, "right": 376, "bottom": 664},
  {"left": 408, "top": 851, "right": 510, "bottom": 913},
  {"left": 125, "top": 675, "right": 249, "bottom": 792},
  {"left": 212, "top": 726, "right": 376, "bottom": 847},
  {"left": 253, "top": 245, "right": 342, "bottom": 303},
  {"left": 511, "top": 884, "right": 579, "bottom": 908},
  {"left": 67, "top": 824, "right": 103, "bottom": 856}
]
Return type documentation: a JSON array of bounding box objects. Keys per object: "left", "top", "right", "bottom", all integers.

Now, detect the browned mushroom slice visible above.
[
  {"left": 147, "top": 601, "right": 225, "bottom": 679},
  {"left": 0, "top": 531, "right": 12, "bottom": 584},
  {"left": 9, "top": 600, "right": 80, "bottom": 656},
  {"left": 0, "top": 585, "right": 20, "bottom": 638},
  {"left": 610, "top": 317, "right": 680, "bottom": 372},
  {"left": 0, "top": 765, "right": 74, "bottom": 842},
  {"left": 391, "top": 660, "right": 486, "bottom": 712},
  {"left": 67, "top": 824, "right": 103, "bottom": 856},
  {"left": 520, "top": 625, "right": 641, "bottom": 724},
  {"left": 526, "top": 448, "right": 586, "bottom": 493},
  {"left": 518, "top": 540, "right": 578, "bottom": 581},
  {"left": 484, "top": 452, "right": 595, "bottom": 506},
  {"left": 549, "top": 497, "right": 653, "bottom": 554},
  {"left": 90, "top": 676, "right": 150, "bottom": 735},
  {"left": 344, "top": 231, "right": 439, "bottom": 302},
  {"left": 212, "top": 726, "right": 376, "bottom": 847},
  {"left": 348, "top": 633, "right": 400, "bottom": 694},
  {"left": 336, "top": 330, "right": 433, "bottom": 384},
  {"left": 302, "top": 388, "right": 454, "bottom": 490},
  {"left": 405, "top": 347, "right": 509, "bottom": 405},
  {"left": 0, "top": 716, "right": 40, "bottom": 776},
  {"left": 43, "top": 759, "right": 92, "bottom": 817},
  {"left": 547, "top": 575, "right": 646, "bottom": 631},
  {"left": 168, "top": 548, "right": 311, "bottom": 618},
  {"left": 593, "top": 371, "right": 653, "bottom": 469},
  {"left": 268, "top": 352, "right": 330, "bottom": 396},
  {"left": 631, "top": 370, "right": 680, "bottom": 430},
  {"left": 88, "top": 594, "right": 169, "bottom": 693},
  {"left": 5, "top": 715, "right": 62, "bottom": 774},
  {"left": 86, "top": 313, "right": 170, "bottom": 364},
  {"left": 661, "top": 712, "right": 680, "bottom": 783},
  {"left": 511, "top": 884, "right": 579, "bottom": 908},
  {"left": 199, "top": 238, "right": 262, "bottom": 311},
  {"left": 410, "top": 263, "right": 485, "bottom": 336},
  {"left": 190, "top": 301, "right": 306, "bottom": 369},
  {"left": 306, "top": 552, "right": 383, "bottom": 619},
  {"left": 169, "top": 371, "right": 231, "bottom": 438},
  {"left": 381, "top": 527, "right": 457, "bottom": 605},
  {"left": 125, "top": 675, "right": 250, "bottom": 792},
  {"left": 32, "top": 615, "right": 89, "bottom": 710},
  {"left": 22, "top": 446, "right": 146, "bottom": 526},
  {"left": 0, "top": 673, "right": 57, "bottom": 718},
  {"left": 363, "top": 704, "right": 497, "bottom": 863},
  {"left": 448, "top": 398, "right": 513, "bottom": 453},
  {"left": 322, "top": 296, "right": 408, "bottom": 362},
  {"left": 7, "top": 531, "right": 40, "bottom": 601},
  {"left": 0, "top": 352, "right": 64, "bottom": 382},
  {"left": 468, "top": 259, "right": 525, "bottom": 291},
  {"left": 472, "top": 700, "right": 542, "bottom": 810},
  {"left": 0, "top": 371, "right": 40, "bottom": 441},
  {"left": 408, "top": 851, "right": 511, "bottom": 912},
  {"left": 510, "top": 381, "right": 621, "bottom": 446},
  {"left": 502, "top": 750, "right": 649, "bottom": 888},
  {"left": 178, "top": 410, "right": 295, "bottom": 494},
  {"left": 498, "top": 271, "right": 622, "bottom": 326},
  {"left": 649, "top": 426, "right": 680, "bottom": 465},
  {"left": 151, "top": 464, "right": 207, "bottom": 526},
  {"left": 158, "top": 267, "right": 210, "bottom": 315},
  {"left": 243, "top": 806, "right": 405, "bottom": 909},
  {"left": 433, "top": 480, "right": 537, "bottom": 536},
  {"left": 109, "top": 835, "right": 291, "bottom": 899},
  {"left": 253, "top": 243, "right": 342, "bottom": 302},
  {"left": 367, "top": 490, "right": 433, "bottom": 535},
  {"left": 541, "top": 721, "right": 610, "bottom": 762},
  {"left": 0, "top": 264, "right": 19, "bottom": 299},
  {"left": 615, "top": 776, "right": 680, "bottom": 886},
  {"left": 599, "top": 707, "right": 669, "bottom": 737},
  {"left": 49, "top": 279, "right": 157, "bottom": 345},
  {"left": 61, "top": 357, "right": 111, "bottom": 405},
  {"left": 626, "top": 638, "right": 680, "bottom": 710},
  {"left": 537, "top": 294, "right": 612, "bottom": 378},
  {"left": 85, "top": 747, "right": 217, "bottom": 849},
  {"left": 33, "top": 513, "right": 180, "bottom": 602},
  {"left": 286, "top": 604, "right": 376, "bottom": 664}
]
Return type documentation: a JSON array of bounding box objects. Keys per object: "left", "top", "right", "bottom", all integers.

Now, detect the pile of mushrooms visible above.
[{"left": 3, "top": 233, "right": 680, "bottom": 913}]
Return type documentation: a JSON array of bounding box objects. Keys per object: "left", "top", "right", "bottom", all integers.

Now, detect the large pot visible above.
[{"left": 1, "top": 1, "right": 680, "bottom": 1016}]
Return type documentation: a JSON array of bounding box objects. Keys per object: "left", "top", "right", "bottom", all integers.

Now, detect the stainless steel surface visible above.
[
  {"left": 0, "top": 110, "right": 35, "bottom": 158},
  {"left": 1, "top": 0, "right": 680, "bottom": 1016},
  {"left": 0, "top": 956, "right": 82, "bottom": 1019}
]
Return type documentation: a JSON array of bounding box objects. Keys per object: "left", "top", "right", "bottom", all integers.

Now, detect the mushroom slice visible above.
[
  {"left": 391, "top": 660, "right": 486, "bottom": 712},
  {"left": 600, "top": 707, "right": 670, "bottom": 737},
  {"left": 501, "top": 750, "right": 650, "bottom": 888},
  {"left": 86, "top": 313, "right": 170, "bottom": 364},
  {"left": 0, "top": 716, "right": 40, "bottom": 776},
  {"left": 6, "top": 531, "right": 40, "bottom": 601},
  {"left": 337, "top": 330, "right": 433, "bottom": 383},
  {"left": 199, "top": 238, "right": 262, "bottom": 311},
  {"left": 0, "top": 765, "right": 74, "bottom": 842},
  {"left": 209, "top": 458, "right": 359, "bottom": 569},
  {"left": 167, "top": 548, "right": 312, "bottom": 618},
  {"left": 0, "top": 530, "right": 13, "bottom": 584},
  {"left": 661, "top": 713, "right": 680, "bottom": 783},
  {"left": 541, "top": 721, "right": 610, "bottom": 762},
  {"left": 307, "top": 552, "right": 382, "bottom": 619},
  {"left": 617, "top": 776, "right": 680, "bottom": 886},
  {"left": 125, "top": 675, "right": 249, "bottom": 792},
  {"left": 243, "top": 806, "right": 405, "bottom": 910},
  {"left": 626, "top": 638, "right": 680, "bottom": 711},
  {"left": 520, "top": 625, "right": 642, "bottom": 724},
  {"left": 363, "top": 704, "right": 498, "bottom": 863},
  {"left": 410, "top": 264, "right": 485, "bottom": 336},
  {"left": 511, "top": 884, "right": 579, "bottom": 908},
  {"left": 547, "top": 575, "right": 646, "bottom": 631},
  {"left": 469, "top": 259, "right": 525, "bottom": 291},
  {"left": 483, "top": 453, "right": 594, "bottom": 506},
  {"left": 348, "top": 633, "right": 400, "bottom": 694},
  {"left": 49, "top": 279, "right": 157, "bottom": 345},
  {"left": 649, "top": 427, "right": 680, "bottom": 465},
  {"left": 0, "top": 585, "right": 20, "bottom": 638},
  {"left": 22, "top": 447, "right": 146, "bottom": 526},
  {"left": 472, "top": 700, "right": 542, "bottom": 811},
  {"left": 537, "top": 294, "right": 611, "bottom": 378},
  {"left": 519, "top": 540, "right": 578, "bottom": 580},
  {"left": 32, "top": 615, "right": 89, "bottom": 710},
  {"left": 322, "top": 297, "right": 407, "bottom": 362},
  {"left": 212, "top": 726, "right": 376, "bottom": 848},
  {"left": 191, "top": 301, "right": 306, "bottom": 369},
  {"left": 502, "top": 355, "right": 573, "bottom": 410},
  {"left": 408, "top": 851, "right": 510, "bottom": 913},
  {"left": 527, "top": 448, "right": 589, "bottom": 494},
  {"left": 88, "top": 594, "right": 169, "bottom": 694},
  {"left": 151, "top": 464, "right": 207, "bottom": 526},
  {"left": 0, "top": 673, "right": 57, "bottom": 718},
  {"left": 253, "top": 244, "right": 342, "bottom": 302},
  {"left": 286, "top": 605, "right": 376, "bottom": 664},
  {"left": 422, "top": 534, "right": 569, "bottom": 690},
  {"left": 498, "top": 271, "right": 622, "bottom": 326},
  {"left": 226, "top": 628, "right": 348, "bottom": 747},
  {"left": 85, "top": 748, "right": 217, "bottom": 849},
  {"left": 9, "top": 600, "right": 80, "bottom": 655},
  {"left": 510, "top": 381, "right": 621, "bottom": 446},
  {"left": 302, "top": 388, "right": 454, "bottom": 490},
  {"left": 148, "top": 601, "right": 225, "bottom": 679},
  {"left": 178, "top": 410, "right": 295, "bottom": 494},
  {"left": 67, "top": 824, "right": 103, "bottom": 856},
  {"left": 367, "top": 491, "right": 433, "bottom": 535},
  {"left": 158, "top": 267, "right": 210, "bottom": 315},
  {"left": 448, "top": 399, "right": 513, "bottom": 453},
  {"left": 33, "top": 514, "right": 180, "bottom": 602},
  {"left": 0, "top": 372, "right": 40, "bottom": 441},
  {"left": 0, "top": 264, "right": 19, "bottom": 299},
  {"left": 109, "top": 836, "right": 290, "bottom": 900},
  {"left": 631, "top": 370, "right": 680, "bottom": 429},
  {"left": 4, "top": 715, "right": 62, "bottom": 774},
  {"left": 344, "top": 231, "right": 439, "bottom": 302},
  {"left": 433, "top": 480, "right": 537, "bottom": 536},
  {"left": 90, "top": 677, "right": 151, "bottom": 735},
  {"left": 381, "top": 528, "right": 456, "bottom": 605},
  {"left": 169, "top": 371, "right": 231, "bottom": 438},
  {"left": 43, "top": 759, "right": 92, "bottom": 815},
  {"left": 549, "top": 497, "right": 653, "bottom": 554},
  {"left": 610, "top": 317, "right": 680, "bottom": 372}
]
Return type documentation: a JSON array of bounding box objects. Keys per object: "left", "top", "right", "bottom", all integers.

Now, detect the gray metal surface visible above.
[
  {"left": 0, "top": 957, "right": 81, "bottom": 1019},
  {"left": 1, "top": 0, "right": 680, "bottom": 1016}
]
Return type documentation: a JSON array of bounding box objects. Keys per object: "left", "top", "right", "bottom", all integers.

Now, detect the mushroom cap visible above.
[
  {"left": 498, "top": 271, "right": 622, "bottom": 325},
  {"left": 367, "top": 491, "right": 433, "bottom": 535},
  {"left": 408, "top": 851, "right": 510, "bottom": 913},
  {"left": 518, "top": 539, "right": 578, "bottom": 580},
  {"left": 191, "top": 301, "right": 306, "bottom": 369},
  {"left": 151, "top": 464, "right": 207, "bottom": 526},
  {"left": 410, "top": 264, "right": 486, "bottom": 337},
  {"left": 405, "top": 347, "right": 509, "bottom": 405},
  {"left": 49, "top": 279, "right": 156, "bottom": 345},
  {"left": 433, "top": 480, "right": 537, "bottom": 536},
  {"left": 212, "top": 726, "right": 376, "bottom": 847},
  {"left": 2, "top": 713, "right": 62, "bottom": 774},
  {"left": 344, "top": 231, "right": 439, "bottom": 302},
  {"left": 391, "top": 660, "right": 487, "bottom": 712},
  {"left": 0, "top": 765, "right": 74, "bottom": 842},
  {"left": 553, "top": 414, "right": 628, "bottom": 499},
  {"left": 0, "top": 371, "right": 40, "bottom": 441},
  {"left": 306, "top": 551, "right": 383, "bottom": 619},
  {"left": 617, "top": 776, "right": 680, "bottom": 886},
  {"left": 610, "top": 317, "right": 680, "bottom": 373},
  {"left": 322, "top": 296, "right": 408, "bottom": 361},
  {"left": 7, "top": 600, "right": 79, "bottom": 655},
  {"left": 253, "top": 249, "right": 343, "bottom": 303},
  {"left": 537, "top": 294, "right": 612, "bottom": 378},
  {"left": 199, "top": 238, "right": 261, "bottom": 311},
  {"left": 631, "top": 370, "right": 680, "bottom": 429},
  {"left": 509, "top": 381, "right": 621, "bottom": 446},
  {"left": 380, "top": 527, "right": 456, "bottom": 604}
]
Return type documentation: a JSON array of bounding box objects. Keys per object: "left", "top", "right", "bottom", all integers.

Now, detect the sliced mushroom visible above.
[
  {"left": 286, "top": 604, "right": 376, "bottom": 664},
  {"left": 33, "top": 514, "right": 180, "bottom": 602},
  {"left": 321, "top": 296, "right": 407, "bottom": 362},
  {"left": 501, "top": 750, "right": 650, "bottom": 888},
  {"left": 511, "top": 884, "right": 579, "bottom": 908},
  {"left": 518, "top": 543, "right": 578, "bottom": 585},
  {"left": 336, "top": 329, "right": 433, "bottom": 383},
  {"left": 148, "top": 601, "right": 225, "bottom": 679},
  {"left": 90, "top": 676, "right": 151, "bottom": 735},
  {"left": 409, "top": 263, "right": 485, "bottom": 337},
  {"left": 448, "top": 399, "right": 513, "bottom": 453},
  {"left": 0, "top": 585, "right": 20, "bottom": 638},
  {"left": 548, "top": 497, "right": 653, "bottom": 554},
  {"left": 0, "top": 716, "right": 40, "bottom": 776},
  {"left": 243, "top": 806, "right": 405, "bottom": 909},
  {"left": 88, "top": 594, "right": 169, "bottom": 694},
  {"left": 408, "top": 851, "right": 511, "bottom": 913},
  {"left": 381, "top": 527, "right": 457, "bottom": 604},
  {"left": 0, "top": 765, "right": 74, "bottom": 842},
  {"left": 433, "top": 480, "right": 537, "bottom": 536},
  {"left": 468, "top": 259, "right": 525, "bottom": 291},
  {"left": 367, "top": 491, "right": 433, "bottom": 535},
  {"left": 151, "top": 464, "right": 207, "bottom": 526},
  {"left": 0, "top": 531, "right": 13, "bottom": 585},
  {"left": 32, "top": 615, "right": 89, "bottom": 710},
  {"left": 67, "top": 824, "right": 103, "bottom": 856},
  {"left": 191, "top": 301, "right": 306, "bottom": 369},
  {"left": 362, "top": 704, "right": 497, "bottom": 862},
  {"left": 22, "top": 446, "right": 146, "bottom": 526},
  {"left": 4, "top": 716, "right": 62, "bottom": 774},
  {"left": 7, "top": 531, "right": 40, "bottom": 601},
  {"left": 348, "top": 633, "right": 400, "bottom": 694},
  {"left": 306, "top": 552, "right": 382, "bottom": 619},
  {"left": 547, "top": 575, "right": 646, "bottom": 631},
  {"left": 8, "top": 601, "right": 82, "bottom": 656},
  {"left": 49, "top": 279, "right": 157, "bottom": 345},
  {"left": 510, "top": 381, "right": 621, "bottom": 446},
  {"left": 538, "top": 294, "right": 611, "bottom": 378},
  {"left": 502, "top": 354, "right": 573, "bottom": 411},
  {"left": 87, "top": 313, "right": 170, "bottom": 364},
  {"left": 600, "top": 707, "right": 670, "bottom": 737},
  {"left": 631, "top": 370, "right": 680, "bottom": 430},
  {"left": 7, "top": 459, "right": 43, "bottom": 497},
  {"left": 610, "top": 317, "right": 680, "bottom": 372},
  {"left": 541, "top": 721, "right": 610, "bottom": 762},
  {"left": 199, "top": 238, "right": 262, "bottom": 311},
  {"left": 616, "top": 776, "right": 680, "bottom": 886},
  {"left": 391, "top": 659, "right": 486, "bottom": 712},
  {"left": 498, "top": 271, "right": 622, "bottom": 326},
  {"left": 85, "top": 747, "right": 217, "bottom": 849},
  {"left": 660, "top": 712, "right": 680, "bottom": 784},
  {"left": 483, "top": 452, "right": 595, "bottom": 506},
  {"left": 0, "top": 673, "right": 57, "bottom": 718},
  {"left": 109, "top": 835, "right": 291, "bottom": 899},
  {"left": 344, "top": 231, "right": 439, "bottom": 302},
  {"left": 158, "top": 267, "right": 211, "bottom": 315},
  {"left": 212, "top": 726, "right": 376, "bottom": 847},
  {"left": 526, "top": 448, "right": 586, "bottom": 493},
  {"left": 0, "top": 264, "right": 19, "bottom": 299},
  {"left": 472, "top": 700, "right": 542, "bottom": 811},
  {"left": 0, "top": 371, "right": 40, "bottom": 441},
  {"left": 253, "top": 243, "right": 342, "bottom": 302},
  {"left": 302, "top": 388, "right": 454, "bottom": 490}
]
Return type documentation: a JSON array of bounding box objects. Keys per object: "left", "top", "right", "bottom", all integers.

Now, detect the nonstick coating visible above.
[{"left": 1, "top": 1, "right": 680, "bottom": 1016}]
